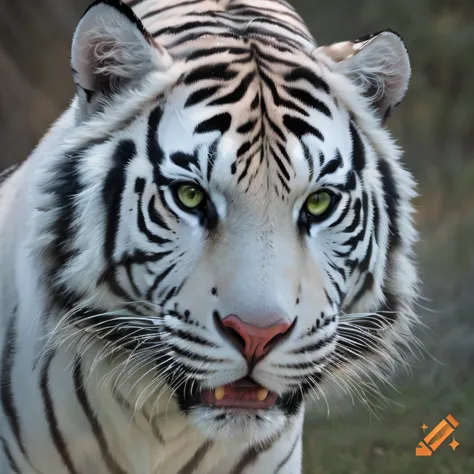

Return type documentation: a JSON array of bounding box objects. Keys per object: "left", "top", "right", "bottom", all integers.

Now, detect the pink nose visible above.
[{"left": 222, "top": 314, "right": 292, "bottom": 361}]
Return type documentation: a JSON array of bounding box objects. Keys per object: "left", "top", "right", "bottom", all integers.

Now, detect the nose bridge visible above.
[{"left": 215, "top": 223, "right": 300, "bottom": 326}]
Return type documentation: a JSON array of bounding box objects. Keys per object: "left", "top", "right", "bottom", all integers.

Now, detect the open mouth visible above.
[{"left": 200, "top": 377, "right": 277, "bottom": 409}]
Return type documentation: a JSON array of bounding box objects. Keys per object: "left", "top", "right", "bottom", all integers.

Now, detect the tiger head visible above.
[{"left": 32, "top": 0, "right": 418, "bottom": 443}]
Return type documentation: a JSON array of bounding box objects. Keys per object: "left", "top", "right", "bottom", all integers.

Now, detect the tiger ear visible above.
[
  {"left": 317, "top": 30, "right": 411, "bottom": 121},
  {"left": 71, "top": 0, "right": 172, "bottom": 107}
]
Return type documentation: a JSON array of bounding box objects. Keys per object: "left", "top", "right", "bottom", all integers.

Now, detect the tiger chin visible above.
[{"left": 0, "top": 0, "right": 419, "bottom": 473}]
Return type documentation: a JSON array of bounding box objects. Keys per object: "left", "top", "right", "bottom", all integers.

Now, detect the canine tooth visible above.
[
  {"left": 215, "top": 386, "right": 225, "bottom": 401},
  {"left": 257, "top": 388, "right": 269, "bottom": 401}
]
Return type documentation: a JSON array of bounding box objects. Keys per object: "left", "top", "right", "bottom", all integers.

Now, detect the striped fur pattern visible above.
[{"left": 0, "top": 0, "right": 419, "bottom": 472}]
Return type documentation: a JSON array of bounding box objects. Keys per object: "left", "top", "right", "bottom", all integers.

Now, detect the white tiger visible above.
[{"left": 0, "top": 0, "right": 418, "bottom": 472}]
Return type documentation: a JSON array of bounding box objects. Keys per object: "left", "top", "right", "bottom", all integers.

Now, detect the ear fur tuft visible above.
[
  {"left": 317, "top": 30, "right": 411, "bottom": 120},
  {"left": 71, "top": 0, "right": 172, "bottom": 100}
]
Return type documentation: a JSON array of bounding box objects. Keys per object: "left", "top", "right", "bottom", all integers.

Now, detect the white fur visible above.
[{"left": 0, "top": 1, "right": 419, "bottom": 473}]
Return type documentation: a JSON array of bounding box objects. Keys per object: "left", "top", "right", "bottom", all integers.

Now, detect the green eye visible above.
[
  {"left": 176, "top": 184, "right": 205, "bottom": 209},
  {"left": 305, "top": 191, "right": 333, "bottom": 216}
]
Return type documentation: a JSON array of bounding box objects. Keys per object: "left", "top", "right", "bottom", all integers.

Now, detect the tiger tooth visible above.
[
  {"left": 257, "top": 388, "right": 269, "bottom": 401},
  {"left": 215, "top": 386, "right": 225, "bottom": 401}
]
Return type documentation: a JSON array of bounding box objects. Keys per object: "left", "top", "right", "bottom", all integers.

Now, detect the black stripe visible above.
[
  {"left": 176, "top": 440, "right": 213, "bottom": 474},
  {"left": 229, "top": 438, "right": 276, "bottom": 474},
  {"left": 328, "top": 272, "right": 344, "bottom": 303},
  {"left": 187, "top": 46, "right": 248, "bottom": 62},
  {"left": 135, "top": 178, "right": 171, "bottom": 245},
  {"left": 159, "top": 285, "right": 178, "bottom": 306},
  {"left": 168, "top": 363, "right": 211, "bottom": 377},
  {"left": 119, "top": 249, "right": 173, "bottom": 265},
  {"left": 126, "top": 0, "right": 146, "bottom": 7},
  {"left": 318, "top": 149, "right": 343, "bottom": 180},
  {"left": 250, "top": 93, "right": 260, "bottom": 110},
  {"left": 350, "top": 272, "right": 375, "bottom": 307},
  {"left": 208, "top": 71, "right": 255, "bottom": 106},
  {"left": 290, "top": 333, "right": 336, "bottom": 355},
  {"left": 349, "top": 122, "right": 366, "bottom": 175},
  {"left": 276, "top": 142, "right": 292, "bottom": 167},
  {"left": 0, "top": 436, "right": 21, "bottom": 474},
  {"left": 237, "top": 157, "right": 252, "bottom": 184},
  {"left": 227, "top": 4, "right": 302, "bottom": 23},
  {"left": 46, "top": 146, "right": 89, "bottom": 308},
  {"left": 237, "top": 141, "right": 252, "bottom": 159},
  {"left": 275, "top": 354, "right": 329, "bottom": 370},
  {"left": 1, "top": 312, "right": 29, "bottom": 461},
  {"left": 318, "top": 151, "right": 325, "bottom": 166},
  {"left": 163, "top": 325, "right": 218, "bottom": 348},
  {"left": 146, "top": 107, "right": 164, "bottom": 160},
  {"left": 124, "top": 261, "right": 141, "bottom": 297},
  {"left": 285, "top": 68, "right": 330, "bottom": 94},
  {"left": 142, "top": 0, "right": 203, "bottom": 19},
  {"left": 148, "top": 195, "right": 170, "bottom": 231},
  {"left": 274, "top": 436, "right": 299, "bottom": 473},
  {"left": 158, "top": 189, "right": 180, "bottom": 220},
  {"left": 283, "top": 85, "right": 332, "bottom": 118},
  {"left": 112, "top": 388, "right": 132, "bottom": 412},
  {"left": 301, "top": 142, "right": 314, "bottom": 182},
  {"left": 167, "top": 31, "right": 240, "bottom": 50},
  {"left": 152, "top": 20, "right": 222, "bottom": 38},
  {"left": 170, "top": 151, "right": 200, "bottom": 172},
  {"left": 266, "top": 115, "right": 286, "bottom": 141},
  {"left": 194, "top": 113, "right": 232, "bottom": 135},
  {"left": 146, "top": 264, "right": 176, "bottom": 301},
  {"left": 345, "top": 170, "right": 357, "bottom": 191},
  {"left": 237, "top": 119, "right": 257, "bottom": 135},
  {"left": 260, "top": 100, "right": 284, "bottom": 141},
  {"left": 361, "top": 190, "right": 370, "bottom": 235},
  {"left": 359, "top": 237, "right": 374, "bottom": 273},
  {"left": 98, "top": 264, "right": 133, "bottom": 302},
  {"left": 185, "top": 86, "right": 220, "bottom": 107},
  {"left": 328, "top": 260, "right": 346, "bottom": 280},
  {"left": 185, "top": 63, "right": 238, "bottom": 85},
  {"left": 39, "top": 350, "right": 79, "bottom": 474},
  {"left": 372, "top": 193, "right": 380, "bottom": 244},
  {"left": 168, "top": 343, "right": 225, "bottom": 363},
  {"left": 247, "top": 21, "right": 313, "bottom": 46},
  {"left": 259, "top": 68, "right": 308, "bottom": 117},
  {"left": 377, "top": 158, "right": 401, "bottom": 250},
  {"left": 206, "top": 139, "right": 219, "bottom": 182},
  {"left": 329, "top": 197, "right": 351, "bottom": 228},
  {"left": 283, "top": 115, "right": 323, "bottom": 141},
  {"left": 103, "top": 140, "right": 136, "bottom": 262},
  {"left": 342, "top": 226, "right": 365, "bottom": 250},
  {"left": 260, "top": 49, "right": 305, "bottom": 70},
  {"left": 146, "top": 107, "right": 170, "bottom": 189},
  {"left": 342, "top": 198, "right": 361, "bottom": 234},
  {"left": 141, "top": 407, "right": 166, "bottom": 445},
  {"left": 277, "top": 172, "right": 291, "bottom": 193},
  {"left": 73, "top": 357, "right": 127, "bottom": 474},
  {"left": 269, "top": 144, "right": 290, "bottom": 181}
]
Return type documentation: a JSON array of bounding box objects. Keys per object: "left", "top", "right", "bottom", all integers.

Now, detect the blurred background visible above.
[{"left": 0, "top": 0, "right": 473, "bottom": 472}]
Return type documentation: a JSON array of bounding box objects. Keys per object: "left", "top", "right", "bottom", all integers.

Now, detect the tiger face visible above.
[{"left": 33, "top": 0, "right": 418, "bottom": 443}]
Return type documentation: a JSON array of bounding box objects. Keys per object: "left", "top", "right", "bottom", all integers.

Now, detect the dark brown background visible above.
[{"left": 1, "top": 0, "right": 473, "bottom": 472}]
